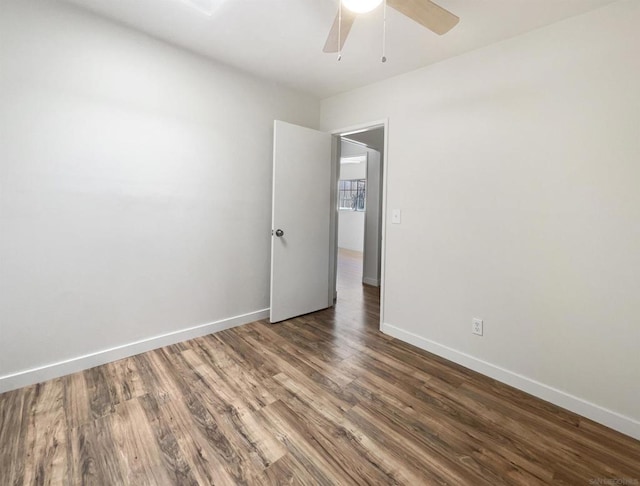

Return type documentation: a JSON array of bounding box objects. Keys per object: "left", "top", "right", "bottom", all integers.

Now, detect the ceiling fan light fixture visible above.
[{"left": 341, "top": 0, "right": 383, "bottom": 14}]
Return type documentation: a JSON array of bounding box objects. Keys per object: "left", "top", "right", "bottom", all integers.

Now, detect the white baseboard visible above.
[
  {"left": 381, "top": 322, "right": 640, "bottom": 441},
  {"left": 362, "top": 277, "right": 380, "bottom": 287},
  {"left": 0, "top": 308, "right": 269, "bottom": 394}
]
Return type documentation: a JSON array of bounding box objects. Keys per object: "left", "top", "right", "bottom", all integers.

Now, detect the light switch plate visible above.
[{"left": 392, "top": 209, "right": 402, "bottom": 224}]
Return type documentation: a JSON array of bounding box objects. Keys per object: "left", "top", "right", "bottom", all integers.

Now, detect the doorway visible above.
[{"left": 333, "top": 125, "right": 385, "bottom": 316}]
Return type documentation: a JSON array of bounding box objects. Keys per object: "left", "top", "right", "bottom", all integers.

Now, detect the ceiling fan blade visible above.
[
  {"left": 387, "top": 0, "right": 459, "bottom": 35},
  {"left": 323, "top": 8, "right": 357, "bottom": 53}
]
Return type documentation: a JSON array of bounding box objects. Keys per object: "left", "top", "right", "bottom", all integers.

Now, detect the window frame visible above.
[{"left": 338, "top": 178, "right": 366, "bottom": 212}]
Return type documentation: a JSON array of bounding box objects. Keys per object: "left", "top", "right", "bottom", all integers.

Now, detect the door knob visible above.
[{"left": 275, "top": 229, "right": 284, "bottom": 237}]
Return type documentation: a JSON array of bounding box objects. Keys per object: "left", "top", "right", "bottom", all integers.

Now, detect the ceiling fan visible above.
[{"left": 323, "top": 0, "right": 459, "bottom": 54}]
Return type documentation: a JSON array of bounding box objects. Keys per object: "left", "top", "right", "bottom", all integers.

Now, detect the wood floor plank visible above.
[
  {"left": 260, "top": 453, "right": 325, "bottom": 486},
  {"left": 346, "top": 378, "right": 554, "bottom": 484},
  {"left": 107, "top": 398, "right": 175, "bottom": 486},
  {"left": 22, "top": 380, "right": 70, "bottom": 485},
  {"left": 106, "top": 356, "right": 147, "bottom": 404},
  {"left": 0, "top": 386, "right": 35, "bottom": 485},
  {"left": 457, "top": 382, "right": 640, "bottom": 479},
  {"left": 61, "top": 372, "right": 91, "bottom": 430},
  {"left": 345, "top": 402, "right": 489, "bottom": 485},
  {"left": 138, "top": 393, "right": 200, "bottom": 486},
  {"left": 190, "top": 337, "right": 278, "bottom": 411},
  {"left": 69, "top": 414, "right": 127, "bottom": 485},
  {"left": 236, "top": 322, "right": 357, "bottom": 388},
  {"left": 239, "top": 332, "right": 359, "bottom": 409},
  {"left": 344, "top": 360, "right": 573, "bottom": 483},
  {"left": 259, "top": 401, "right": 351, "bottom": 486},
  {"left": 180, "top": 349, "right": 287, "bottom": 469},
  {"left": 260, "top": 396, "right": 401, "bottom": 485},
  {"left": 148, "top": 392, "right": 240, "bottom": 486},
  {"left": 148, "top": 347, "right": 263, "bottom": 484},
  {"left": 83, "top": 365, "right": 117, "bottom": 421}
]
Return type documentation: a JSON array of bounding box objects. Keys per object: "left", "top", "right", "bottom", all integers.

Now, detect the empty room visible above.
[{"left": 1, "top": 0, "right": 639, "bottom": 484}]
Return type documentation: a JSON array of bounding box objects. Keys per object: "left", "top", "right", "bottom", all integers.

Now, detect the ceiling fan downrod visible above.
[
  {"left": 381, "top": 0, "right": 387, "bottom": 62},
  {"left": 338, "top": 0, "right": 343, "bottom": 61}
]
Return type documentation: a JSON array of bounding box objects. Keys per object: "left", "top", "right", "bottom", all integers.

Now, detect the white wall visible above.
[
  {"left": 0, "top": 0, "right": 320, "bottom": 390},
  {"left": 337, "top": 211, "right": 365, "bottom": 252},
  {"left": 321, "top": 0, "right": 640, "bottom": 439}
]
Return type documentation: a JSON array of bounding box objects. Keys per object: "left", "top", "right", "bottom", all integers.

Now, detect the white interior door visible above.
[{"left": 270, "top": 120, "right": 333, "bottom": 323}]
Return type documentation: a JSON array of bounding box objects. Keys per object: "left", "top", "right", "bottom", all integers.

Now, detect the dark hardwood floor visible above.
[{"left": 1, "top": 249, "right": 639, "bottom": 485}]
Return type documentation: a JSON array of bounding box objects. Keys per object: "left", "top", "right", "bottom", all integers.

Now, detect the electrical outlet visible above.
[{"left": 472, "top": 318, "right": 483, "bottom": 336}]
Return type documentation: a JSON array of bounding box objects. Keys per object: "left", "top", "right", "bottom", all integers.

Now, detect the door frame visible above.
[{"left": 329, "top": 119, "right": 389, "bottom": 330}]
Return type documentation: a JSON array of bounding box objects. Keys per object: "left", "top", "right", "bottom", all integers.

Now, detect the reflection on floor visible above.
[
  {"left": 337, "top": 247, "right": 364, "bottom": 290},
  {"left": 336, "top": 247, "right": 380, "bottom": 330}
]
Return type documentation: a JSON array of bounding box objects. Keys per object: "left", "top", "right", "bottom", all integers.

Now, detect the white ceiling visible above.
[{"left": 61, "top": 0, "right": 618, "bottom": 98}]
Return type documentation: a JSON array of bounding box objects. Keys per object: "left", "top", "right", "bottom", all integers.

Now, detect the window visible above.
[{"left": 338, "top": 179, "right": 366, "bottom": 211}]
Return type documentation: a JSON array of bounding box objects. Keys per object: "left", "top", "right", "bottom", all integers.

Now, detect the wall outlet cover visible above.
[{"left": 472, "top": 318, "right": 483, "bottom": 336}]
